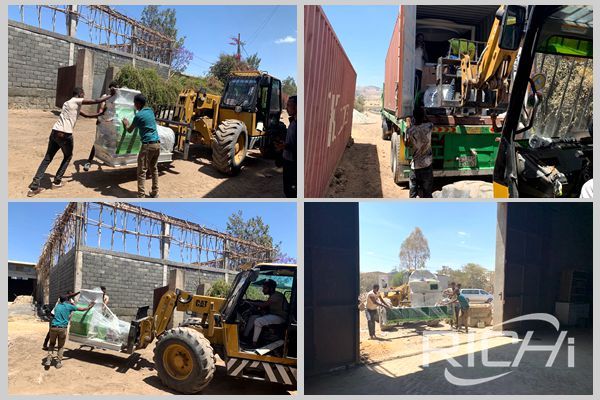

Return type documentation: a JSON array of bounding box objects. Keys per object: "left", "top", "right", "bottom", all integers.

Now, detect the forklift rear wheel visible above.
[
  {"left": 154, "top": 327, "right": 216, "bottom": 394},
  {"left": 211, "top": 120, "right": 247, "bottom": 175}
]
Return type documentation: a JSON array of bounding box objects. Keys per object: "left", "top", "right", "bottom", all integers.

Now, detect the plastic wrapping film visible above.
[
  {"left": 68, "top": 288, "right": 130, "bottom": 350},
  {"left": 94, "top": 88, "right": 175, "bottom": 167},
  {"left": 380, "top": 303, "right": 453, "bottom": 326}
]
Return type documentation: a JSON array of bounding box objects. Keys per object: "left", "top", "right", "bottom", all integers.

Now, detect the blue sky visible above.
[
  {"left": 9, "top": 5, "right": 297, "bottom": 80},
  {"left": 323, "top": 5, "right": 398, "bottom": 87},
  {"left": 8, "top": 202, "right": 297, "bottom": 264},
  {"left": 359, "top": 202, "right": 496, "bottom": 273}
]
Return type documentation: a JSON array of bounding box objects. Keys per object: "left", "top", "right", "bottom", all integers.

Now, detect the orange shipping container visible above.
[{"left": 304, "top": 5, "right": 357, "bottom": 198}]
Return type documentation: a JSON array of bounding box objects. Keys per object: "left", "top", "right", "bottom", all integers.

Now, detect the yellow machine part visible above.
[
  {"left": 460, "top": 5, "right": 519, "bottom": 106},
  {"left": 218, "top": 108, "right": 257, "bottom": 137},
  {"left": 222, "top": 322, "right": 296, "bottom": 366},
  {"left": 384, "top": 284, "right": 411, "bottom": 307},
  {"left": 493, "top": 181, "right": 510, "bottom": 198}
]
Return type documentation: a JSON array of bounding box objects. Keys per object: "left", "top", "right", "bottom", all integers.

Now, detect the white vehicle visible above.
[{"left": 460, "top": 288, "right": 493, "bottom": 303}]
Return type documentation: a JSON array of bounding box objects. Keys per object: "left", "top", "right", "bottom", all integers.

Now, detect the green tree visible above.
[
  {"left": 390, "top": 270, "right": 410, "bottom": 287},
  {"left": 226, "top": 210, "right": 283, "bottom": 266},
  {"left": 207, "top": 279, "right": 231, "bottom": 298},
  {"left": 140, "top": 6, "right": 192, "bottom": 73},
  {"left": 209, "top": 54, "right": 246, "bottom": 84},
  {"left": 282, "top": 76, "right": 297, "bottom": 96},
  {"left": 399, "top": 227, "right": 430, "bottom": 271},
  {"left": 435, "top": 264, "right": 494, "bottom": 293},
  {"left": 355, "top": 94, "right": 366, "bottom": 112},
  {"left": 246, "top": 53, "right": 261, "bottom": 70}
]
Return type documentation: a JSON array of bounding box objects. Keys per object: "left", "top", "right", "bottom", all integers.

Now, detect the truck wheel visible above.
[
  {"left": 154, "top": 327, "right": 216, "bottom": 394},
  {"left": 381, "top": 119, "right": 392, "bottom": 140},
  {"left": 211, "top": 120, "right": 247, "bottom": 175}
]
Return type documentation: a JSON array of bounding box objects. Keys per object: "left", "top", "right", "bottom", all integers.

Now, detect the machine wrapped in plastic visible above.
[
  {"left": 380, "top": 304, "right": 453, "bottom": 327},
  {"left": 68, "top": 288, "right": 131, "bottom": 352},
  {"left": 94, "top": 88, "right": 175, "bottom": 167}
]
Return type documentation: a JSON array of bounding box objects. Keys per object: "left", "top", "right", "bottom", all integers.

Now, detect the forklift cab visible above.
[
  {"left": 220, "top": 73, "right": 283, "bottom": 134},
  {"left": 220, "top": 263, "right": 297, "bottom": 359}
]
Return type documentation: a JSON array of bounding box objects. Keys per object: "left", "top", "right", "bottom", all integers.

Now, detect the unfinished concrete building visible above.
[{"left": 35, "top": 202, "right": 274, "bottom": 320}]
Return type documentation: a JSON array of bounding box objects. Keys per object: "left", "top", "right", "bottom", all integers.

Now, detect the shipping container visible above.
[
  {"left": 304, "top": 5, "right": 357, "bottom": 198},
  {"left": 382, "top": 5, "right": 502, "bottom": 185}
]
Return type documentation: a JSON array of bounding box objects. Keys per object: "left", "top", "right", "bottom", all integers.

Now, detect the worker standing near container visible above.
[
  {"left": 278, "top": 95, "right": 297, "bottom": 198},
  {"left": 44, "top": 296, "right": 95, "bottom": 369},
  {"left": 122, "top": 94, "right": 161, "bottom": 198},
  {"left": 404, "top": 107, "right": 433, "bottom": 198}
]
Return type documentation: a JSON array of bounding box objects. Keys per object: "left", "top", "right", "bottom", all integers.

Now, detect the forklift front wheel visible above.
[{"left": 154, "top": 327, "right": 216, "bottom": 394}]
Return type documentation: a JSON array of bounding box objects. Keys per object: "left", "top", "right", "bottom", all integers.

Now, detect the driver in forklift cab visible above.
[{"left": 243, "top": 279, "right": 288, "bottom": 348}]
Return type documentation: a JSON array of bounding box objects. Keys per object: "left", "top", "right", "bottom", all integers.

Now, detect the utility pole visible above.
[{"left": 230, "top": 33, "right": 244, "bottom": 61}]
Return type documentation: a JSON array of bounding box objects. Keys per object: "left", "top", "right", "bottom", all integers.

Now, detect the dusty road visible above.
[
  {"left": 9, "top": 110, "right": 287, "bottom": 199},
  {"left": 327, "top": 111, "right": 409, "bottom": 198},
  {"left": 307, "top": 312, "right": 592, "bottom": 395},
  {"left": 8, "top": 309, "right": 294, "bottom": 395}
]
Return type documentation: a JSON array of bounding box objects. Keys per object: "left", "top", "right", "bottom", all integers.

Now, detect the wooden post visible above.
[{"left": 131, "top": 25, "right": 137, "bottom": 67}]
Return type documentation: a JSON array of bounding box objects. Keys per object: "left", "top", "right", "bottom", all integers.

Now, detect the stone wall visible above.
[{"left": 8, "top": 20, "right": 170, "bottom": 109}]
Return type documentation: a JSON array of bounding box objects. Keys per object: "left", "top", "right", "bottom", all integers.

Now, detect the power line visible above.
[{"left": 246, "top": 5, "right": 279, "bottom": 47}]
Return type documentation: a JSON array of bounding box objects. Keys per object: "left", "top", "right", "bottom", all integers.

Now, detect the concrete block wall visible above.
[
  {"left": 79, "top": 247, "right": 229, "bottom": 320},
  {"left": 8, "top": 24, "right": 71, "bottom": 109},
  {"left": 48, "top": 248, "right": 76, "bottom": 304},
  {"left": 8, "top": 20, "right": 170, "bottom": 109}
]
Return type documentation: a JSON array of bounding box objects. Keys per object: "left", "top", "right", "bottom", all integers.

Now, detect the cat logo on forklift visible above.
[{"left": 195, "top": 299, "right": 208, "bottom": 308}]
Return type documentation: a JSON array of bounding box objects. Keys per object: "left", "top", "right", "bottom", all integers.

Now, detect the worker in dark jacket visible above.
[{"left": 277, "top": 95, "right": 297, "bottom": 198}]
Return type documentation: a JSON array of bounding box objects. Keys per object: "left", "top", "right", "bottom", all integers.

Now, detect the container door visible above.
[{"left": 399, "top": 5, "right": 416, "bottom": 118}]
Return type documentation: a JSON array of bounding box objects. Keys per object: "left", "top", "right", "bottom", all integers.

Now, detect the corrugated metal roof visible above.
[{"left": 417, "top": 5, "right": 499, "bottom": 26}]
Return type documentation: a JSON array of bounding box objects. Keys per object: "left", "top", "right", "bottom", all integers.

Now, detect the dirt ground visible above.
[
  {"left": 326, "top": 110, "right": 482, "bottom": 198},
  {"left": 327, "top": 111, "right": 409, "bottom": 198},
  {"left": 8, "top": 304, "right": 294, "bottom": 395},
  {"left": 8, "top": 109, "right": 287, "bottom": 198},
  {"left": 307, "top": 311, "right": 593, "bottom": 395},
  {"left": 358, "top": 309, "right": 491, "bottom": 364}
]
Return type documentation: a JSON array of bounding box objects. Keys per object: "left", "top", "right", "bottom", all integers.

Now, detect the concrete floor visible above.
[{"left": 306, "top": 329, "right": 592, "bottom": 395}]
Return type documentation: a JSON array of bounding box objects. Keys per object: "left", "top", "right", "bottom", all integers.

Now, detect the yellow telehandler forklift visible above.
[
  {"left": 156, "top": 71, "right": 287, "bottom": 175},
  {"left": 112, "top": 263, "right": 296, "bottom": 393}
]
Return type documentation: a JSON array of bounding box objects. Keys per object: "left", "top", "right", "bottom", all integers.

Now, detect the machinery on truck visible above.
[
  {"left": 383, "top": 5, "right": 507, "bottom": 185},
  {"left": 491, "top": 5, "right": 593, "bottom": 198},
  {"left": 156, "top": 71, "right": 287, "bottom": 175},
  {"left": 383, "top": 5, "right": 593, "bottom": 197},
  {"left": 69, "top": 263, "right": 297, "bottom": 393}
]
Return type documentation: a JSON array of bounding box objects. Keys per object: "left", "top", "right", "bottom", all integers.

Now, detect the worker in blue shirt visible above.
[
  {"left": 122, "top": 94, "right": 161, "bottom": 198},
  {"left": 452, "top": 288, "right": 470, "bottom": 333},
  {"left": 45, "top": 296, "right": 94, "bottom": 368}
]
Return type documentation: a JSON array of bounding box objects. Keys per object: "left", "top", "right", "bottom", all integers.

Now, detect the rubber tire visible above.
[
  {"left": 391, "top": 132, "right": 404, "bottom": 184},
  {"left": 382, "top": 119, "right": 392, "bottom": 140},
  {"left": 211, "top": 120, "right": 247, "bottom": 175},
  {"left": 153, "top": 327, "right": 216, "bottom": 394}
]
